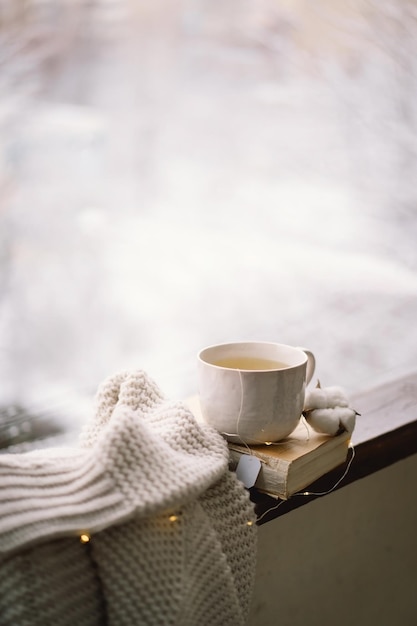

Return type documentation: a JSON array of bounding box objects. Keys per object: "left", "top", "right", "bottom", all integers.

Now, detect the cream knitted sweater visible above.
[{"left": 0, "top": 370, "right": 257, "bottom": 626}]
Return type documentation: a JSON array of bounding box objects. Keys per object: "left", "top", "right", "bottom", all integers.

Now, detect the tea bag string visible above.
[{"left": 220, "top": 369, "right": 251, "bottom": 451}]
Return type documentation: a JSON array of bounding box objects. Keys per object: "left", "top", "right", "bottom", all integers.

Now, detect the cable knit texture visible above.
[{"left": 0, "top": 370, "right": 257, "bottom": 626}]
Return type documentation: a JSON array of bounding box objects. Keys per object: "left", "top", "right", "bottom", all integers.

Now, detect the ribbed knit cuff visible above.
[{"left": 0, "top": 370, "right": 229, "bottom": 555}]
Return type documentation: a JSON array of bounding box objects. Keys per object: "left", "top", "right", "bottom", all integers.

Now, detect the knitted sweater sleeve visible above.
[{"left": 0, "top": 370, "right": 257, "bottom": 626}]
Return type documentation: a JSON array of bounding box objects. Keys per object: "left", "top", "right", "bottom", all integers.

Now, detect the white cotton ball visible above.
[
  {"left": 304, "top": 406, "right": 357, "bottom": 436},
  {"left": 304, "top": 408, "right": 341, "bottom": 435},
  {"left": 338, "top": 407, "right": 357, "bottom": 434},
  {"left": 304, "top": 385, "right": 349, "bottom": 411}
]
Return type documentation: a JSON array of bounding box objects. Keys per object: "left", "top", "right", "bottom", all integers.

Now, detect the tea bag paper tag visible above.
[{"left": 236, "top": 455, "right": 262, "bottom": 489}]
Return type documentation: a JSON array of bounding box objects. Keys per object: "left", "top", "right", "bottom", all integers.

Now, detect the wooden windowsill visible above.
[{"left": 253, "top": 370, "right": 417, "bottom": 523}]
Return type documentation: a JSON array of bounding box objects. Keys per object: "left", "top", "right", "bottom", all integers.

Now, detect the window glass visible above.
[{"left": 1, "top": 0, "right": 416, "bottom": 445}]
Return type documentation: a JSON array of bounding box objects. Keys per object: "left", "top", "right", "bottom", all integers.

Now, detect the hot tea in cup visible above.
[{"left": 198, "top": 341, "right": 315, "bottom": 444}]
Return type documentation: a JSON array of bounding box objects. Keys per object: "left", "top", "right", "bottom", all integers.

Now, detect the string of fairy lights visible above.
[
  {"left": 76, "top": 368, "right": 355, "bottom": 542},
  {"left": 76, "top": 440, "right": 355, "bottom": 546}
]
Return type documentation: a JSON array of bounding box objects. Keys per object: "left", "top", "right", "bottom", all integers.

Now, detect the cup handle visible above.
[{"left": 297, "top": 347, "right": 316, "bottom": 386}]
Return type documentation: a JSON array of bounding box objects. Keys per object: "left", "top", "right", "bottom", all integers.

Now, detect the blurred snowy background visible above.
[{"left": 1, "top": 0, "right": 417, "bottom": 447}]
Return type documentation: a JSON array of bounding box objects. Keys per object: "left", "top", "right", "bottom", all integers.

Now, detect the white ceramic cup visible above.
[{"left": 197, "top": 341, "right": 315, "bottom": 444}]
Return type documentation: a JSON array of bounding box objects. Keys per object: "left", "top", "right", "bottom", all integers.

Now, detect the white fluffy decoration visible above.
[
  {"left": 303, "top": 381, "right": 359, "bottom": 435},
  {"left": 303, "top": 385, "right": 349, "bottom": 410}
]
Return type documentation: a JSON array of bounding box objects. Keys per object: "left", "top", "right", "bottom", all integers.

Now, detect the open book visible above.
[{"left": 186, "top": 396, "right": 351, "bottom": 500}]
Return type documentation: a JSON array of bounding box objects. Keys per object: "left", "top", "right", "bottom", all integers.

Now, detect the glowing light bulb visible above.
[
  {"left": 80, "top": 533, "right": 91, "bottom": 543},
  {"left": 169, "top": 514, "right": 178, "bottom": 523},
  {"left": 247, "top": 520, "right": 254, "bottom": 527}
]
